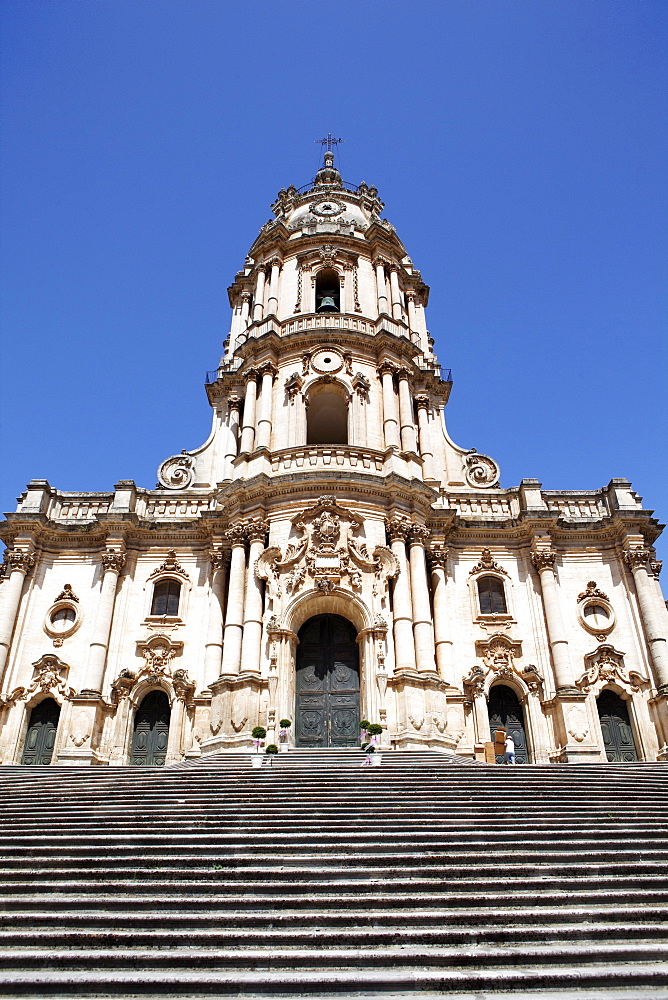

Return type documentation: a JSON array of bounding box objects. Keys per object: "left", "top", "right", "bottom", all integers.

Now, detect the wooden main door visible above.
[
  {"left": 488, "top": 684, "right": 529, "bottom": 764},
  {"left": 131, "top": 690, "right": 171, "bottom": 766},
  {"left": 296, "top": 615, "right": 360, "bottom": 748},
  {"left": 597, "top": 689, "right": 638, "bottom": 762},
  {"left": 21, "top": 698, "right": 60, "bottom": 765}
]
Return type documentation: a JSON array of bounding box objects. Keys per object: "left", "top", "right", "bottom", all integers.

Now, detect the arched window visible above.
[
  {"left": 151, "top": 579, "right": 181, "bottom": 616},
  {"left": 306, "top": 386, "right": 349, "bottom": 445},
  {"left": 315, "top": 268, "right": 340, "bottom": 312},
  {"left": 477, "top": 576, "right": 507, "bottom": 614}
]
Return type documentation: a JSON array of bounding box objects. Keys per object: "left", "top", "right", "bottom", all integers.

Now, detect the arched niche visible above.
[{"left": 305, "top": 379, "right": 350, "bottom": 445}]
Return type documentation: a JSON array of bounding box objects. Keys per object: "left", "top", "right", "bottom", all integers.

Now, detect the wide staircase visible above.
[{"left": 0, "top": 749, "right": 667, "bottom": 999}]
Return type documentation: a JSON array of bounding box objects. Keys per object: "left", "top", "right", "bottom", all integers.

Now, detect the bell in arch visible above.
[{"left": 317, "top": 294, "right": 338, "bottom": 313}]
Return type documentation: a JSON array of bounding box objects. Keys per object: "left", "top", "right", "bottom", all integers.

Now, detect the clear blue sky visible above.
[{"left": 1, "top": 1, "right": 666, "bottom": 559}]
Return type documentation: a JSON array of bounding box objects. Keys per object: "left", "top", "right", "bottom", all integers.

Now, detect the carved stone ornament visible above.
[
  {"left": 531, "top": 549, "right": 557, "bottom": 572},
  {"left": 567, "top": 707, "right": 589, "bottom": 743},
  {"left": 101, "top": 551, "right": 126, "bottom": 574},
  {"left": 2, "top": 549, "right": 35, "bottom": 576},
  {"left": 408, "top": 524, "right": 430, "bottom": 544},
  {"left": 476, "top": 634, "right": 523, "bottom": 673},
  {"left": 577, "top": 581, "right": 609, "bottom": 603},
  {"left": 148, "top": 550, "right": 189, "bottom": 581},
  {"left": 208, "top": 547, "right": 231, "bottom": 572},
  {"left": 352, "top": 372, "right": 370, "bottom": 398},
  {"left": 576, "top": 644, "right": 648, "bottom": 695},
  {"left": 6, "top": 654, "right": 75, "bottom": 706},
  {"left": 464, "top": 451, "right": 500, "bottom": 489},
  {"left": 624, "top": 549, "right": 653, "bottom": 571},
  {"left": 55, "top": 584, "right": 79, "bottom": 604},
  {"left": 70, "top": 710, "right": 91, "bottom": 748},
  {"left": 385, "top": 517, "right": 411, "bottom": 542},
  {"left": 469, "top": 548, "right": 509, "bottom": 577},
  {"left": 137, "top": 634, "right": 184, "bottom": 672},
  {"left": 255, "top": 496, "right": 388, "bottom": 603},
  {"left": 427, "top": 546, "right": 448, "bottom": 569},
  {"left": 285, "top": 372, "right": 303, "bottom": 401},
  {"left": 463, "top": 664, "right": 487, "bottom": 697},
  {"left": 157, "top": 453, "right": 195, "bottom": 490}
]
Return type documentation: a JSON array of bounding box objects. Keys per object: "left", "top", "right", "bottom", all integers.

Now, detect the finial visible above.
[{"left": 316, "top": 133, "right": 344, "bottom": 159}]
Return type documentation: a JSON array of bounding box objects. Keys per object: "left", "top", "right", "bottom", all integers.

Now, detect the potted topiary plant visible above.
[
  {"left": 265, "top": 743, "right": 279, "bottom": 767},
  {"left": 250, "top": 725, "right": 267, "bottom": 768},
  {"left": 359, "top": 719, "right": 370, "bottom": 742},
  {"left": 366, "top": 722, "right": 384, "bottom": 766},
  {"left": 278, "top": 719, "right": 292, "bottom": 752}
]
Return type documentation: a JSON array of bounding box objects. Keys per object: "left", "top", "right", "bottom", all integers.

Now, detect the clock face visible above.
[{"left": 311, "top": 199, "right": 345, "bottom": 218}]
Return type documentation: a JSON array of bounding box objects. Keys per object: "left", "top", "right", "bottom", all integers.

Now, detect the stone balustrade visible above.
[{"left": 270, "top": 445, "right": 385, "bottom": 474}]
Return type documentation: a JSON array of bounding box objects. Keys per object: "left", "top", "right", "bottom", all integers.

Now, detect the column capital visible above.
[
  {"left": 427, "top": 545, "right": 449, "bottom": 569},
  {"left": 101, "top": 551, "right": 126, "bottom": 574},
  {"left": 225, "top": 524, "right": 248, "bottom": 546},
  {"left": 259, "top": 361, "right": 278, "bottom": 379},
  {"left": 208, "top": 547, "right": 231, "bottom": 572},
  {"left": 385, "top": 516, "right": 411, "bottom": 542},
  {"left": 245, "top": 518, "right": 270, "bottom": 543},
  {"left": 240, "top": 290, "right": 252, "bottom": 303},
  {"left": 624, "top": 548, "right": 653, "bottom": 571},
  {"left": 405, "top": 289, "right": 417, "bottom": 302},
  {"left": 414, "top": 394, "right": 431, "bottom": 410},
  {"left": 408, "top": 523, "right": 430, "bottom": 545},
  {"left": 377, "top": 360, "right": 397, "bottom": 379},
  {"left": 267, "top": 256, "right": 283, "bottom": 270},
  {"left": 372, "top": 256, "right": 389, "bottom": 270},
  {"left": 2, "top": 549, "right": 36, "bottom": 577},
  {"left": 396, "top": 366, "right": 412, "bottom": 382},
  {"left": 243, "top": 367, "right": 260, "bottom": 383},
  {"left": 227, "top": 394, "right": 242, "bottom": 412},
  {"left": 531, "top": 549, "right": 556, "bottom": 572}
]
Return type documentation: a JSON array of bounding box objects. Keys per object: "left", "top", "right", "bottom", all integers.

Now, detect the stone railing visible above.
[
  {"left": 546, "top": 494, "right": 609, "bottom": 519},
  {"left": 448, "top": 494, "right": 518, "bottom": 519},
  {"left": 234, "top": 312, "right": 412, "bottom": 350},
  {"left": 140, "top": 496, "right": 214, "bottom": 518},
  {"left": 271, "top": 445, "right": 385, "bottom": 474},
  {"left": 53, "top": 498, "right": 113, "bottom": 519}
]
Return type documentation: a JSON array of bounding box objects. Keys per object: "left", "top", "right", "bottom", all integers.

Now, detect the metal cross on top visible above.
[{"left": 316, "top": 133, "right": 344, "bottom": 153}]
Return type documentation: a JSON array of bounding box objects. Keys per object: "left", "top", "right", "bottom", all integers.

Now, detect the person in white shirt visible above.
[{"left": 504, "top": 735, "right": 516, "bottom": 764}]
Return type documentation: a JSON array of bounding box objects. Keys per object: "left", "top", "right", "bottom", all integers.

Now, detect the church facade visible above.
[{"left": 1, "top": 152, "right": 667, "bottom": 767}]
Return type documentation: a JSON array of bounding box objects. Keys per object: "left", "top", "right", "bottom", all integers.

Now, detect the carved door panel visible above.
[
  {"left": 597, "top": 689, "right": 638, "bottom": 762},
  {"left": 296, "top": 615, "right": 359, "bottom": 748},
  {"left": 21, "top": 698, "right": 60, "bottom": 765},
  {"left": 131, "top": 690, "right": 171, "bottom": 766},
  {"left": 488, "top": 684, "right": 528, "bottom": 764}
]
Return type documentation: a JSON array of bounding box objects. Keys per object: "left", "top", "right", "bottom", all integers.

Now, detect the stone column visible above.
[
  {"left": 0, "top": 549, "right": 35, "bottom": 682},
  {"left": 220, "top": 526, "right": 247, "bottom": 676},
  {"left": 253, "top": 268, "right": 266, "bottom": 322},
  {"left": 86, "top": 550, "right": 126, "bottom": 694},
  {"left": 266, "top": 258, "right": 281, "bottom": 316},
  {"left": 374, "top": 259, "right": 389, "bottom": 315},
  {"left": 624, "top": 548, "right": 668, "bottom": 691},
  {"left": 239, "top": 370, "right": 258, "bottom": 454},
  {"left": 406, "top": 290, "right": 418, "bottom": 340},
  {"left": 428, "top": 546, "right": 454, "bottom": 685},
  {"left": 385, "top": 518, "right": 417, "bottom": 672},
  {"left": 222, "top": 396, "right": 241, "bottom": 480},
  {"left": 240, "top": 520, "right": 269, "bottom": 675},
  {"left": 397, "top": 369, "right": 418, "bottom": 453},
  {"left": 204, "top": 547, "right": 230, "bottom": 687},
  {"left": 388, "top": 265, "right": 404, "bottom": 321},
  {"left": 378, "top": 363, "right": 400, "bottom": 451},
  {"left": 466, "top": 671, "right": 491, "bottom": 746},
  {"left": 255, "top": 364, "right": 277, "bottom": 451},
  {"left": 531, "top": 547, "right": 576, "bottom": 691},
  {"left": 415, "top": 395, "right": 435, "bottom": 480},
  {"left": 239, "top": 292, "right": 251, "bottom": 329},
  {"left": 408, "top": 525, "right": 436, "bottom": 672}
]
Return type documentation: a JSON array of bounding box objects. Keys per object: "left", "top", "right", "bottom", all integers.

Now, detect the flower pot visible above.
[
  {"left": 279, "top": 743, "right": 289, "bottom": 753},
  {"left": 371, "top": 753, "right": 382, "bottom": 766},
  {"left": 250, "top": 755, "right": 263, "bottom": 769}
]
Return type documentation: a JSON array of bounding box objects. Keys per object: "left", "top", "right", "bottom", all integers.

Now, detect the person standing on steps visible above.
[{"left": 504, "top": 735, "right": 516, "bottom": 765}]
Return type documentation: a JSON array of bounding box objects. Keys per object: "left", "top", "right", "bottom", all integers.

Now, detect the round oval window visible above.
[
  {"left": 584, "top": 603, "right": 610, "bottom": 629},
  {"left": 50, "top": 607, "right": 76, "bottom": 632}
]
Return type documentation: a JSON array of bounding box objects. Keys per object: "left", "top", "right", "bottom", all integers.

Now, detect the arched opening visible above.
[
  {"left": 488, "top": 684, "right": 528, "bottom": 763},
  {"left": 21, "top": 698, "right": 60, "bottom": 765},
  {"left": 597, "top": 688, "right": 638, "bottom": 761},
  {"left": 478, "top": 576, "right": 507, "bottom": 614},
  {"left": 131, "top": 690, "right": 171, "bottom": 766},
  {"left": 315, "top": 268, "right": 340, "bottom": 312},
  {"left": 295, "top": 614, "right": 359, "bottom": 748},
  {"left": 151, "top": 579, "right": 181, "bottom": 616},
  {"left": 306, "top": 386, "right": 348, "bottom": 445}
]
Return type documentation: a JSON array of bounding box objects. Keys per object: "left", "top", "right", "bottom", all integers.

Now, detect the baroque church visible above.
[{"left": 1, "top": 150, "right": 667, "bottom": 768}]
